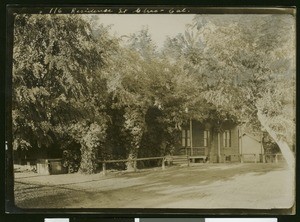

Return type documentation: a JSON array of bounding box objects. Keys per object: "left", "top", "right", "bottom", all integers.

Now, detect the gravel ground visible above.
[{"left": 14, "top": 163, "right": 294, "bottom": 209}]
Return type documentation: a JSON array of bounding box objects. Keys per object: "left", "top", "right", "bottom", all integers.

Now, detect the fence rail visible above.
[
  {"left": 98, "top": 156, "right": 166, "bottom": 175},
  {"left": 209, "top": 153, "right": 284, "bottom": 164},
  {"left": 97, "top": 153, "right": 284, "bottom": 175},
  {"left": 239, "top": 154, "right": 258, "bottom": 163},
  {"left": 264, "top": 154, "right": 284, "bottom": 163}
]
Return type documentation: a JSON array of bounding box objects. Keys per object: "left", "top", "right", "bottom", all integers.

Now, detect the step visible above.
[{"left": 170, "top": 155, "right": 188, "bottom": 166}]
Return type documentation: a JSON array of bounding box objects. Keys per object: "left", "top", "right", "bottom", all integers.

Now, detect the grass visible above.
[{"left": 13, "top": 162, "right": 294, "bottom": 209}]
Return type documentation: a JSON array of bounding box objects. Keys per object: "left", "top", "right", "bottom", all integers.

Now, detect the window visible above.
[
  {"left": 204, "top": 130, "right": 209, "bottom": 147},
  {"left": 223, "top": 130, "right": 231, "bottom": 147},
  {"left": 181, "top": 129, "right": 190, "bottom": 147}
]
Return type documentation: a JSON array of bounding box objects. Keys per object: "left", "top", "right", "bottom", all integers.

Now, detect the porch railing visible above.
[{"left": 180, "top": 147, "right": 207, "bottom": 156}]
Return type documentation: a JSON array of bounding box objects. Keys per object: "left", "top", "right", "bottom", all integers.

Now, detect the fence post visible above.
[
  {"left": 187, "top": 155, "right": 190, "bottom": 167},
  {"left": 134, "top": 158, "right": 137, "bottom": 172},
  {"left": 254, "top": 154, "right": 257, "bottom": 164},
  {"left": 162, "top": 157, "right": 165, "bottom": 170},
  {"left": 102, "top": 162, "right": 106, "bottom": 176},
  {"left": 262, "top": 154, "right": 266, "bottom": 163},
  {"left": 275, "top": 154, "right": 278, "bottom": 164},
  {"left": 240, "top": 154, "right": 244, "bottom": 163}
]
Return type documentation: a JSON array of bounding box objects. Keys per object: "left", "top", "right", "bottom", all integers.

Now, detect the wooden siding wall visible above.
[
  {"left": 176, "top": 120, "right": 241, "bottom": 162},
  {"left": 242, "top": 135, "right": 263, "bottom": 155},
  {"left": 210, "top": 122, "right": 240, "bottom": 163}
]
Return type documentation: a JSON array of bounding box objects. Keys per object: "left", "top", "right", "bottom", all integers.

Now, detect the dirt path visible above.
[{"left": 14, "top": 163, "right": 294, "bottom": 209}]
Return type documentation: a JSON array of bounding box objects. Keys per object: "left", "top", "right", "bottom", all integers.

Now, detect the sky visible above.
[{"left": 95, "top": 14, "right": 195, "bottom": 48}]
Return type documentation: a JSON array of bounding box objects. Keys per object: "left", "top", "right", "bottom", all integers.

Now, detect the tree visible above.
[
  {"left": 12, "top": 14, "right": 115, "bottom": 173},
  {"left": 187, "top": 14, "right": 296, "bottom": 170},
  {"left": 103, "top": 28, "right": 210, "bottom": 169},
  {"left": 101, "top": 32, "right": 151, "bottom": 170}
]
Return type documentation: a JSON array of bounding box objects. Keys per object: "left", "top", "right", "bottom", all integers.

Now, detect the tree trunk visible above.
[
  {"left": 79, "top": 144, "right": 98, "bottom": 174},
  {"left": 123, "top": 108, "right": 145, "bottom": 172},
  {"left": 126, "top": 152, "right": 137, "bottom": 172},
  {"left": 126, "top": 132, "right": 141, "bottom": 172},
  {"left": 257, "top": 110, "right": 295, "bottom": 171}
]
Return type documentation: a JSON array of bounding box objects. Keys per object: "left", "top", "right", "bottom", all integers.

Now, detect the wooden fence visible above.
[
  {"left": 97, "top": 153, "right": 284, "bottom": 175},
  {"left": 264, "top": 154, "right": 284, "bottom": 163},
  {"left": 196, "top": 153, "right": 284, "bottom": 164},
  {"left": 219, "top": 153, "right": 284, "bottom": 164},
  {"left": 98, "top": 156, "right": 166, "bottom": 175}
]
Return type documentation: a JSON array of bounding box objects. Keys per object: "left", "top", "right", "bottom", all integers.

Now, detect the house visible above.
[{"left": 175, "top": 120, "right": 264, "bottom": 163}]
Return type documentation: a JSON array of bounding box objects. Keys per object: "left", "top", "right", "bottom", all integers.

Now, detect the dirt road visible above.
[{"left": 14, "top": 163, "right": 294, "bottom": 209}]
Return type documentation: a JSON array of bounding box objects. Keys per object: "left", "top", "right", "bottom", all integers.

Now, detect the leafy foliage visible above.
[
  {"left": 13, "top": 14, "right": 114, "bottom": 173},
  {"left": 12, "top": 13, "right": 295, "bottom": 173},
  {"left": 184, "top": 14, "right": 296, "bottom": 168}
]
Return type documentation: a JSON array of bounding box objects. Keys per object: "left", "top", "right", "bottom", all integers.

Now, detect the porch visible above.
[{"left": 178, "top": 147, "right": 208, "bottom": 163}]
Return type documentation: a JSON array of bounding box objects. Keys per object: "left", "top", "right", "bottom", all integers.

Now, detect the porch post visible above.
[
  {"left": 217, "top": 132, "right": 221, "bottom": 163},
  {"left": 261, "top": 134, "right": 265, "bottom": 163},
  {"left": 239, "top": 127, "right": 243, "bottom": 163},
  {"left": 238, "top": 127, "right": 241, "bottom": 154},
  {"left": 190, "top": 118, "right": 193, "bottom": 156}
]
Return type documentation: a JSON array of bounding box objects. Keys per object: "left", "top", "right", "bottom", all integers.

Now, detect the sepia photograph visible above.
[{"left": 7, "top": 6, "right": 295, "bottom": 212}]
